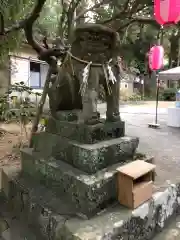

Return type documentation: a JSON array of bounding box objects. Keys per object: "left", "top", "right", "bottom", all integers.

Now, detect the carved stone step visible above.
[
  {"left": 32, "top": 133, "right": 139, "bottom": 174},
  {"left": 0, "top": 166, "right": 77, "bottom": 239},
  {"left": 21, "top": 148, "right": 153, "bottom": 218},
  {"left": 54, "top": 110, "right": 80, "bottom": 122},
  {"left": 46, "top": 116, "right": 125, "bottom": 144},
  {"left": 1, "top": 219, "right": 37, "bottom": 240}
]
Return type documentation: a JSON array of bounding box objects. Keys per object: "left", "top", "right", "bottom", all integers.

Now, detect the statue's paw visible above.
[{"left": 106, "top": 114, "right": 120, "bottom": 122}]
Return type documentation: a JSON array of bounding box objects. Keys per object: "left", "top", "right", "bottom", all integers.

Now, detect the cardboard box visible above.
[{"left": 117, "top": 160, "right": 156, "bottom": 209}]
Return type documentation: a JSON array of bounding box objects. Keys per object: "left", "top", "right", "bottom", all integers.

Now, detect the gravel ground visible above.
[
  {"left": 122, "top": 112, "right": 180, "bottom": 191},
  {"left": 153, "top": 216, "right": 180, "bottom": 240},
  {"left": 98, "top": 101, "right": 180, "bottom": 191},
  {"left": 0, "top": 123, "right": 31, "bottom": 168}
]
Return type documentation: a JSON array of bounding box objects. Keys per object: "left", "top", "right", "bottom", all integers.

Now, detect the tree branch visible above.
[
  {"left": 24, "top": 0, "right": 47, "bottom": 54},
  {"left": 126, "top": 17, "right": 159, "bottom": 28},
  {"left": 0, "top": 12, "right": 4, "bottom": 34},
  {"left": 23, "top": 0, "right": 64, "bottom": 69},
  {"left": 0, "top": 0, "right": 47, "bottom": 37},
  {"left": 99, "top": 0, "right": 153, "bottom": 26},
  {"left": 42, "top": 36, "right": 49, "bottom": 49},
  {"left": 58, "top": 1, "right": 67, "bottom": 37},
  {"left": 72, "top": 0, "right": 82, "bottom": 12},
  {"left": 129, "top": 0, "right": 140, "bottom": 16},
  {"left": 123, "top": 0, "right": 131, "bottom": 12},
  {"left": 75, "top": 0, "right": 110, "bottom": 21},
  {"left": 0, "top": 0, "right": 59, "bottom": 67}
]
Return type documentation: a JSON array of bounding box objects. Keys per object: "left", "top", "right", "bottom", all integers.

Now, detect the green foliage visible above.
[
  {"left": 0, "top": 82, "right": 42, "bottom": 122},
  {"left": 0, "top": 93, "right": 9, "bottom": 120},
  {"left": 0, "top": 0, "right": 64, "bottom": 65},
  {"left": 94, "top": 5, "right": 113, "bottom": 22},
  {"left": 35, "top": 0, "right": 62, "bottom": 39},
  {"left": 160, "top": 88, "right": 177, "bottom": 101},
  {"left": 98, "top": 84, "right": 106, "bottom": 102},
  {"left": 128, "top": 93, "right": 142, "bottom": 102},
  {"left": 120, "top": 25, "right": 159, "bottom": 74},
  {"left": 0, "top": 0, "right": 33, "bottom": 65}
]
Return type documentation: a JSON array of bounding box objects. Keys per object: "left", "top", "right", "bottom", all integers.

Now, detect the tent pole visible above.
[
  {"left": 148, "top": 71, "right": 160, "bottom": 128},
  {"left": 148, "top": 27, "right": 163, "bottom": 129},
  {"left": 155, "top": 72, "right": 159, "bottom": 124}
]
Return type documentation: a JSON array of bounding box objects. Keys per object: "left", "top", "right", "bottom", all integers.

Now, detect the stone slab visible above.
[
  {"left": 59, "top": 184, "right": 180, "bottom": 240},
  {"left": 0, "top": 168, "right": 72, "bottom": 239},
  {"left": 21, "top": 148, "right": 153, "bottom": 218},
  {"left": 3, "top": 165, "right": 180, "bottom": 240},
  {"left": 21, "top": 148, "right": 118, "bottom": 217},
  {"left": 153, "top": 215, "right": 180, "bottom": 240},
  {"left": 1, "top": 219, "right": 37, "bottom": 240},
  {"left": 55, "top": 110, "right": 80, "bottom": 122},
  {"left": 46, "top": 117, "right": 125, "bottom": 144},
  {"left": 32, "top": 133, "right": 139, "bottom": 174}
]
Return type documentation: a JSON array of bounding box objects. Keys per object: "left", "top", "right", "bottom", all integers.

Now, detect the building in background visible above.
[{"left": 0, "top": 43, "right": 49, "bottom": 106}]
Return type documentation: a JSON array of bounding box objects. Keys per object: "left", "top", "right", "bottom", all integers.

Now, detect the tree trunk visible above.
[
  {"left": 169, "top": 29, "right": 180, "bottom": 68},
  {"left": 75, "top": 0, "right": 86, "bottom": 26},
  {"left": 29, "top": 66, "right": 53, "bottom": 148},
  {"left": 177, "top": 37, "right": 180, "bottom": 66}
]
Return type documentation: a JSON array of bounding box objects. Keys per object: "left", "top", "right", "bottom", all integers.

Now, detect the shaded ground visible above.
[
  {"left": 98, "top": 101, "right": 180, "bottom": 192},
  {"left": 154, "top": 216, "right": 180, "bottom": 240},
  {"left": 124, "top": 115, "right": 180, "bottom": 191},
  {"left": 0, "top": 123, "right": 31, "bottom": 168}
]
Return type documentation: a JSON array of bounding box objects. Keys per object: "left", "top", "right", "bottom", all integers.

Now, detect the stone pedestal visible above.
[
  {"left": 46, "top": 117, "right": 125, "bottom": 144},
  {"left": 21, "top": 111, "right": 140, "bottom": 217},
  {"left": 32, "top": 132, "right": 138, "bottom": 174}
]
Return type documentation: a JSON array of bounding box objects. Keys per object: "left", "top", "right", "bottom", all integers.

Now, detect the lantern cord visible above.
[
  {"left": 157, "top": 26, "right": 164, "bottom": 45},
  {"left": 160, "top": 26, "right": 164, "bottom": 45}
]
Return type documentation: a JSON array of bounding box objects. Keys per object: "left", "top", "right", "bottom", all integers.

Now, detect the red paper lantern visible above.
[
  {"left": 154, "top": 0, "right": 180, "bottom": 25},
  {"left": 148, "top": 45, "right": 164, "bottom": 71}
]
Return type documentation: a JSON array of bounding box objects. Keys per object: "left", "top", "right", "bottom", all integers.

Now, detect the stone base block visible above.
[
  {"left": 21, "top": 148, "right": 153, "bottom": 218},
  {"left": 46, "top": 116, "right": 125, "bottom": 144},
  {"left": 0, "top": 166, "right": 72, "bottom": 239},
  {"left": 1, "top": 165, "right": 179, "bottom": 240},
  {"left": 60, "top": 184, "right": 180, "bottom": 240},
  {"left": 55, "top": 110, "right": 80, "bottom": 122},
  {"left": 21, "top": 148, "right": 118, "bottom": 217},
  {"left": 32, "top": 133, "right": 139, "bottom": 174}
]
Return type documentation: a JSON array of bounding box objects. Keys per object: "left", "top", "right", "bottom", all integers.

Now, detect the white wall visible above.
[
  {"left": 10, "top": 56, "right": 29, "bottom": 85},
  {"left": 120, "top": 82, "right": 134, "bottom": 95},
  {"left": 9, "top": 54, "right": 49, "bottom": 109}
]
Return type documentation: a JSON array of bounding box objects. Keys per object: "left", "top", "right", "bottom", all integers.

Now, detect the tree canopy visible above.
[{"left": 0, "top": 0, "right": 180, "bottom": 71}]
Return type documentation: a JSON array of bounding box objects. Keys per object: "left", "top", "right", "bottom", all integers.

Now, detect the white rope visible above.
[
  {"left": 79, "top": 61, "right": 92, "bottom": 96},
  {"left": 66, "top": 52, "right": 118, "bottom": 95}
]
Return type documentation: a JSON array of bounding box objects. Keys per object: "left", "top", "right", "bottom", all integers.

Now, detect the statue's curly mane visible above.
[{"left": 71, "top": 24, "right": 120, "bottom": 63}]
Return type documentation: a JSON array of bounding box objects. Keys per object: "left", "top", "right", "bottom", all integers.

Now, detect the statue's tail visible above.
[{"left": 66, "top": 73, "right": 75, "bottom": 104}]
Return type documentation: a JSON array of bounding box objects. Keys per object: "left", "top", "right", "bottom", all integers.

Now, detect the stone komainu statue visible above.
[{"left": 48, "top": 24, "right": 121, "bottom": 123}]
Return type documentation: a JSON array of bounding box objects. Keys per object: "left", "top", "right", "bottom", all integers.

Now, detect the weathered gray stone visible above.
[
  {"left": 0, "top": 170, "right": 73, "bottom": 240},
  {"left": 32, "top": 133, "right": 139, "bottom": 174},
  {"left": 58, "top": 184, "right": 180, "bottom": 240},
  {"left": 0, "top": 217, "right": 8, "bottom": 235},
  {"left": 55, "top": 110, "right": 80, "bottom": 122},
  {"left": 46, "top": 116, "right": 125, "bottom": 144},
  {"left": 21, "top": 148, "right": 153, "bottom": 218},
  {"left": 21, "top": 148, "right": 117, "bottom": 217},
  {"left": 1, "top": 165, "right": 178, "bottom": 240}
]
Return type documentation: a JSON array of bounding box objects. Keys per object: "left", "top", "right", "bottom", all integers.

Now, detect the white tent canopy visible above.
[{"left": 159, "top": 67, "right": 180, "bottom": 81}]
